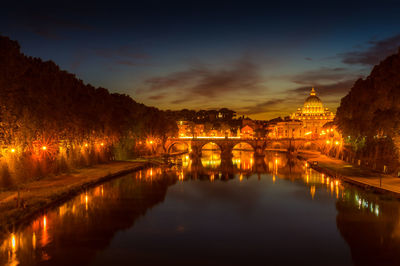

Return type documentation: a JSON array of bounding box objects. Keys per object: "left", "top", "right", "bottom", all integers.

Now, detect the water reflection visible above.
[
  {"left": 201, "top": 150, "right": 221, "bottom": 168},
  {"left": 1, "top": 151, "right": 400, "bottom": 265},
  {"left": 0, "top": 169, "right": 176, "bottom": 265}
]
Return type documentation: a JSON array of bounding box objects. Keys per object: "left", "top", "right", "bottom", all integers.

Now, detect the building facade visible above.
[{"left": 290, "top": 87, "right": 335, "bottom": 138}]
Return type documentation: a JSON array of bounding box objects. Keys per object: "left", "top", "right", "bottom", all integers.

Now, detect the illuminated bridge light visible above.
[{"left": 178, "top": 136, "right": 241, "bottom": 139}]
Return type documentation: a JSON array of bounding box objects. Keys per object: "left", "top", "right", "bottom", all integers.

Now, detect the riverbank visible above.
[
  {"left": 298, "top": 152, "right": 400, "bottom": 198},
  {"left": 0, "top": 160, "right": 156, "bottom": 236}
]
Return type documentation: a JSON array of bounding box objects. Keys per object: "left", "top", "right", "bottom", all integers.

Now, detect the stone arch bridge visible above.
[{"left": 164, "top": 138, "right": 324, "bottom": 158}]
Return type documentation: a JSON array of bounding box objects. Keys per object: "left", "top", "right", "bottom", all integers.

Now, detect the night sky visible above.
[{"left": 2, "top": 0, "right": 400, "bottom": 119}]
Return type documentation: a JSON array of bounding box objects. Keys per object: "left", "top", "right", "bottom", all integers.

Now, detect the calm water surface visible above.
[{"left": 1, "top": 150, "right": 400, "bottom": 266}]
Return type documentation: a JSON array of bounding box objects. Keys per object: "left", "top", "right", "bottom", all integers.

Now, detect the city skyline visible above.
[{"left": 2, "top": 0, "right": 400, "bottom": 119}]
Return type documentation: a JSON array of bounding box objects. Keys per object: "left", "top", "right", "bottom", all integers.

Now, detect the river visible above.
[{"left": 1, "top": 150, "right": 400, "bottom": 265}]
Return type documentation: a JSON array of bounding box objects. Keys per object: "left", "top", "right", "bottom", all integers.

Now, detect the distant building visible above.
[
  {"left": 270, "top": 120, "right": 304, "bottom": 138},
  {"left": 290, "top": 87, "right": 335, "bottom": 138},
  {"left": 194, "top": 124, "right": 205, "bottom": 136},
  {"left": 241, "top": 125, "right": 254, "bottom": 139},
  {"left": 177, "top": 121, "right": 189, "bottom": 137}
]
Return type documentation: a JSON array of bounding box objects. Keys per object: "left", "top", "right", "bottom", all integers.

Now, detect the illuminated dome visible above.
[
  {"left": 304, "top": 88, "right": 322, "bottom": 107},
  {"left": 289, "top": 87, "right": 335, "bottom": 137},
  {"left": 302, "top": 87, "right": 324, "bottom": 113}
]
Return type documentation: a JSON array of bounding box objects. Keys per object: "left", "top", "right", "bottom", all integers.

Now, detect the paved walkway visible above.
[{"left": 302, "top": 153, "right": 400, "bottom": 196}]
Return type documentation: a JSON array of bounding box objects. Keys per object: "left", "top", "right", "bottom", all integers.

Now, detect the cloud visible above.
[
  {"left": 148, "top": 94, "right": 166, "bottom": 100},
  {"left": 305, "top": 57, "right": 312, "bottom": 61},
  {"left": 339, "top": 34, "right": 400, "bottom": 65},
  {"left": 244, "top": 69, "right": 360, "bottom": 118},
  {"left": 142, "top": 56, "right": 263, "bottom": 102},
  {"left": 288, "top": 79, "right": 356, "bottom": 98},
  {"left": 290, "top": 67, "right": 352, "bottom": 85},
  {"left": 284, "top": 66, "right": 362, "bottom": 100},
  {"left": 238, "top": 99, "right": 286, "bottom": 115}
]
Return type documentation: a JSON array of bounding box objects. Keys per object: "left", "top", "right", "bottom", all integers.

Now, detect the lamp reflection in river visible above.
[
  {"left": 32, "top": 232, "right": 36, "bottom": 250},
  {"left": 179, "top": 171, "right": 184, "bottom": 181},
  {"left": 201, "top": 150, "right": 221, "bottom": 168},
  {"left": 310, "top": 185, "right": 316, "bottom": 199},
  {"left": 41, "top": 215, "right": 50, "bottom": 248},
  {"left": 11, "top": 233, "right": 16, "bottom": 252}
]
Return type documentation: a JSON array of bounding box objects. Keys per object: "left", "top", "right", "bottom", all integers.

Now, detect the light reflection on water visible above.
[{"left": 0, "top": 151, "right": 398, "bottom": 265}]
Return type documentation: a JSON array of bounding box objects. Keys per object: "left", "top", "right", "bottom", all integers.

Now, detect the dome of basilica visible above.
[
  {"left": 302, "top": 87, "right": 324, "bottom": 113},
  {"left": 290, "top": 87, "right": 335, "bottom": 123},
  {"left": 304, "top": 94, "right": 323, "bottom": 108}
]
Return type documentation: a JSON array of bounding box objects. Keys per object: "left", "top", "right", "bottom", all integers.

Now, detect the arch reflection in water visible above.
[
  {"left": 201, "top": 142, "right": 221, "bottom": 168},
  {"left": 232, "top": 142, "right": 254, "bottom": 171}
]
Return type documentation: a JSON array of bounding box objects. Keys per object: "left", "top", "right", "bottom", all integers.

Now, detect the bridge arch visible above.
[
  {"left": 298, "top": 141, "right": 321, "bottom": 151},
  {"left": 200, "top": 142, "right": 222, "bottom": 151},
  {"left": 265, "top": 141, "right": 285, "bottom": 150},
  {"left": 166, "top": 141, "right": 189, "bottom": 154},
  {"left": 232, "top": 142, "right": 255, "bottom": 151}
]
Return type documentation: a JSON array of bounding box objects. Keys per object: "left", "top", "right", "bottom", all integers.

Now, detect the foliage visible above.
[
  {"left": 0, "top": 36, "right": 177, "bottom": 187},
  {"left": 335, "top": 48, "right": 400, "bottom": 171}
]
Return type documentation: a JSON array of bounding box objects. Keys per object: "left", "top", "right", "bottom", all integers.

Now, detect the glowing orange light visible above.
[
  {"left": 149, "top": 140, "right": 153, "bottom": 144},
  {"left": 43, "top": 216, "right": 47, "bottom": 229},
  {"left": 10, "top": 148, "right": 16, "bottom": 153},
  {"left": 32, "top": 232, "right": 36, "bottom": 250},
  {"left": 310, "top": 186, "right": 316, "bottom": 199},
  {"left": 84, "top": 143, "right": 88, "bottom": 147},
  {"left": 11, "top": 233, "right": 16, "bottom": 251},
  {"left": 326, "top": 140, "right": 330, "bottom": 144},
  {"left": 100, "top": 143, "right": 104, "bottom": 146},
  {"left": 335, "top": 141, "right": 339, "bottom": 145},
  {"left": 42, "top": 146, "right": 47, "bottom": 151}
]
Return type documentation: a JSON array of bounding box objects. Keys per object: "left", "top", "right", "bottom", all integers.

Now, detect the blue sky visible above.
[{"left": 2, "top": 0, "right": 400, "bottom": 119}]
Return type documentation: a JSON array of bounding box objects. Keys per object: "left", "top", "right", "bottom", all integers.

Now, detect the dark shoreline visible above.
[{"left": 0, "top": 161, "right": 155, "bottom": 239}]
